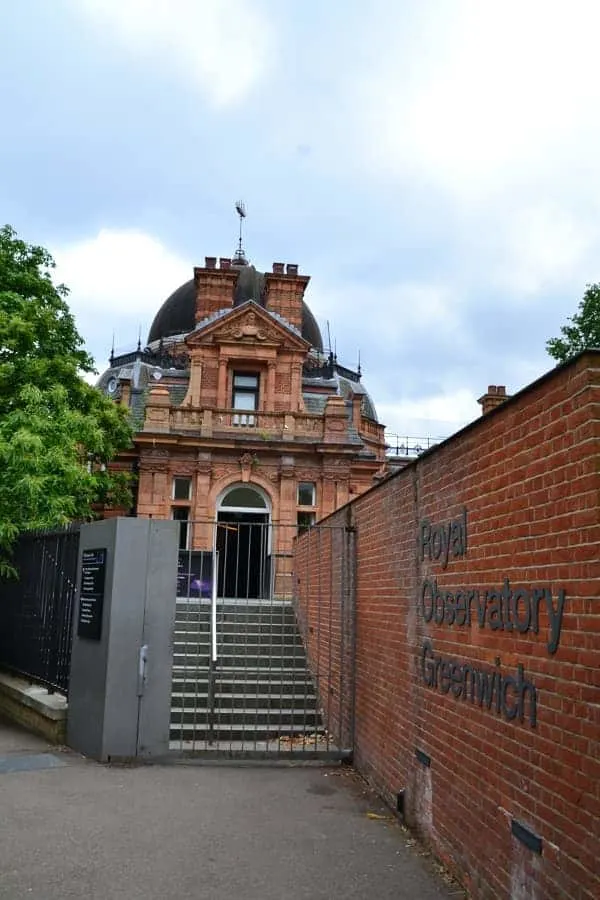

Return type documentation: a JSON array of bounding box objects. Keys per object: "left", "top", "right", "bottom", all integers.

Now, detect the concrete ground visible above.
[{"left": 0, "top": 718, "right": 462, "bottom": 900}]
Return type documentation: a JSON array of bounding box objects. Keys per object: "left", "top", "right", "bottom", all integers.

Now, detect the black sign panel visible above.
[{"left": 77, "top": 548, "right": 107, "bottom": 640}]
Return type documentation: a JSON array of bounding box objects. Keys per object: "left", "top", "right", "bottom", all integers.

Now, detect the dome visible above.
[{"left": 147, "top": 270, "right": 323, "bottom": 350}]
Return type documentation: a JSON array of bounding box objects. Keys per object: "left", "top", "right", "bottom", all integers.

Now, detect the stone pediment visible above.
[{"left": 186, "top": 301, "right": 309, "bottom": 351}]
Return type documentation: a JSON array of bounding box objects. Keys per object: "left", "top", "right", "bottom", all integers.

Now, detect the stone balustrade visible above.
[{"left": 166, "top": 407, "right": 325, "bottom": 440}]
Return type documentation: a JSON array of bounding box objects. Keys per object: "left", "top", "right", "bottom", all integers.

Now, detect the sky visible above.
[{"left": 2, "top": 0, "right": 600, "bottom": 442}]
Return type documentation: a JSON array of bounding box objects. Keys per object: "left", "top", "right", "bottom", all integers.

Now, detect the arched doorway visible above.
[{"left": 216, "top": 484, "right": 271, "bottom": 599}]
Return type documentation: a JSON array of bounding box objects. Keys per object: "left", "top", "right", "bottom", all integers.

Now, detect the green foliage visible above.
[
  {"left": 0, "top": 225, "right": 133, "bottom": 569},
  {"left": 546, "top": 283, "right": 600, "bottom": 364}
]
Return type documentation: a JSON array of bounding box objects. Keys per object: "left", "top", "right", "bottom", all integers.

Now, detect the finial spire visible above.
[
  {"left": 136, "top": 326, "right": 142, "bottom": 354},
  {"left": 234, "top": 200, "right": 248, "bottom": 264},
  {"left": 357, "top": 349, "right": 362, "bottom": 378},
  {"left": 110, "top": 331, "right": 115, "bottom": 366}
]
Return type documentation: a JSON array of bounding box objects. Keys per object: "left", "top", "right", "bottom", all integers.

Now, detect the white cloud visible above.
[
  {"left": 358, "top": 1, "right": 600, "bottom": 196},
  {"left": 51, "top": 229, "right": 192, "bottom": 366},
  {"left": 73, "top": 0, "right": 273, "bottom": 106},
  {"left": 52, "top": 228, "right": 192, "bottom": 316},
  {"left": 378, "top": 389, "right": 480, "bottom": 440}
]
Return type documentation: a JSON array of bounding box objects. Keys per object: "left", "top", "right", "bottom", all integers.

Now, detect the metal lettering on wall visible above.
[
  {"left": 77, "top": 548, "right": 107, "bottom": 641},
  {"left": 416, "top": 509, "right": 568, "bottom": 728}
]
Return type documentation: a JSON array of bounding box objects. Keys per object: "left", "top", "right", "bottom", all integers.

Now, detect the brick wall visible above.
[{"left": 296, "top": 351, "right": 600, "bottom": 900}]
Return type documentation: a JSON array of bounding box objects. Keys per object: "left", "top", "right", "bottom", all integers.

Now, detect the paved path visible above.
[{"left": 0, "top": 718, "right": 461, "bottom": 900}]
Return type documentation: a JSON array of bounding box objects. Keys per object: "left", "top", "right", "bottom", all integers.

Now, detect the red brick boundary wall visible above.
[{"left": 295, "top": 351, "right": 600, "bottom": 899}]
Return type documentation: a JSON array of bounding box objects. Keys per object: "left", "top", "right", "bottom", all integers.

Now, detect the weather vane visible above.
[{"left": 234, "top": 200, "right": 247, "bottom": 263}]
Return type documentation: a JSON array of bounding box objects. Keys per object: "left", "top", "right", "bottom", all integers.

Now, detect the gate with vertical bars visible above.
[{"left": 169, "top": 519, "right": 355, "bottom": 760}]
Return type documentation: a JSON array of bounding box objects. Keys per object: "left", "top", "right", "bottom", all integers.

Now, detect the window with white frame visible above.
[
  {"left": 172, "top": 476, "right": 192, "bottom": 501},
  {"left": 297, "top": 482, "right": 316, "bottom": 507},
  {"left": 232, "top": 372, "right": 259, "bottom": 425}
]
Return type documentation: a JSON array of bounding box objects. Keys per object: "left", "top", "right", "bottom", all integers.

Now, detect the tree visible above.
[
  {"left": 0, "top": 225, "right": 133, "bottom": 573},
  {"left": 546, "top": 283, "right": 600, "bottom": 364}
]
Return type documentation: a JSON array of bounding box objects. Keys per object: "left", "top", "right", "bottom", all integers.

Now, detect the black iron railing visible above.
[
  {"left": 384, "top": 434, "right": 445, "bottom": 457},
  {"left": 0, "top": 525, "right": 80, "bottom": 695}
]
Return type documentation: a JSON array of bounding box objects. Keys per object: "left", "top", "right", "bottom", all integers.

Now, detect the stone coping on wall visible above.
[{"left": 0, "top": 671, "right": 67, "bottom": 744}]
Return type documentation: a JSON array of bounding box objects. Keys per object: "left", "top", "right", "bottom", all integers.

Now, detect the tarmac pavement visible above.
[{"left": 0, "top": 717, "right": 462, "bottom": 900}]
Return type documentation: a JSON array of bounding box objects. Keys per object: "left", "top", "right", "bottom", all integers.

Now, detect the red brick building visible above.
[{"left": 98, "top": 250, "right": 386, "bottom": 596}]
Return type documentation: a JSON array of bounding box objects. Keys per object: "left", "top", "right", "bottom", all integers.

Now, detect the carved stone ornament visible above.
[
  {"left": 239, "top": 451, "right": 259, "bottom": 483},
  {"left": 297, "top": 469, "right": 317, "bottom": 480},
  {"left": 172, "top": 462, "right": 196, "bottom": 476},
  {"left": 144, "top": 448, "right": 170, "bottom": 459},
  {"left": 138, "top": 448, "right": 170, "bottom": 472},
  {"left": 218, "top": 311, "right": 283, "bottom": 344},
  {"left": 211, "top": 465, "right": 233, "bottom": 482}
]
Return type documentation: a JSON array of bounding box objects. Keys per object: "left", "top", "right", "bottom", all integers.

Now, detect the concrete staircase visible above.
[{"left": 170, "top": 600, "right": 326, "bottom": 750}]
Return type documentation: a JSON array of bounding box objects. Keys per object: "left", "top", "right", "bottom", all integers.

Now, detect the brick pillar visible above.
[
  {"left": 321, "top": 472, "right": 337, "bottom": 518},
  {"left": 323, "top": 395, "right": 348, "bottom": 443},
  {"left": 192, "top": 454, "right": 213, "bottom": 550},
  {"left": 181, "top": 352, "right": 202, "bottom": 407},
  {"left": 143, "top": 386, "right": 171, "bottom": 433},
  {"left": 276, "top": 457, "right": 296, "bottom": 599},
  {"left": 290, "top": 362, "right": 302, "bottom": 412},
  {"left": 194, "top": 259, "right": 238, "bottom": 323}
]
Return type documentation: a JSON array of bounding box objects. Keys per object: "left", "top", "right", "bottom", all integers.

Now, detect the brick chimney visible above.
[
  {"left": 193, "top": 258, "right": 239, "bottom": 324},
  {"left": 478, "top": 385, "right": 509, "bottom": 415},
  {"left": 264, "top": 263, "right": 310, "bottom": 333}
]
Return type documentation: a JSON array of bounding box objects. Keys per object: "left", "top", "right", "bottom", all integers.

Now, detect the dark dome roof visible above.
[{"left": 147, "top": 269, "right": 323, "bottom": 350}]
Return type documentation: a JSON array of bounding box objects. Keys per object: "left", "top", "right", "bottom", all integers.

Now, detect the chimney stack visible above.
[
  {"left": 264, "top": 263, "right": 310, "bottom": 333},
  {"left": 478, "top": 385, "right": 509, "bottom": 415}
]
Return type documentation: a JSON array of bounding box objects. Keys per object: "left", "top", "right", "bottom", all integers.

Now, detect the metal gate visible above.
[{"left": 169, "top": 520, "right": 355, "bottom": 759}]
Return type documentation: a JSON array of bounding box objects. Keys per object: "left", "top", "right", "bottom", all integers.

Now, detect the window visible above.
[
  {"left": 172, "top": 507, "right": 190, "bottom": 550},
  {"left": 297, "top": 482, "right": 316, "bottom": 507},
  {"left": 173, "top": 476, "right": 192, "bottom": 501},
  {"left": 233, "top": 372, "right": 259, "bottom": 411},
  {"left": 220, "top": 486, "right": 267, "bottom": 510},
  {"left": 297, "top": 511, "right": 316, "bottom": 535}
]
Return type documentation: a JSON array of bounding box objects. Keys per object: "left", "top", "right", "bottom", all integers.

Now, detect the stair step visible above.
[
  {"left": 169, "top": 707, "right": 320, "bottom": 724},
  {"left": 171, "top": 693, "right": 318, "bottom": 709},
  {"left": 175, "top": 617, "right": 299, "bottom": 635},
  {"left": 172, "top": 654, "right": 309, "bottom": 669},
  {"left": 169, "top": 723, "right": 325, "bottom": 741},
  {"left": 173, "top": 635, "right": 304, "bottom": 655},
  {"left": 176, "top": 603, "right": 295, "bottom": 617},
  {"left": 171, "top": 678, "right": 316, "bottom": 693},
  {"left": 174, "top": 630, "right": 304, "bottom": 645}
]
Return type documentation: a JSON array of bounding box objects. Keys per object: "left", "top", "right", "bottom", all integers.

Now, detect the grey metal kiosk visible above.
[{"left": 67, "top": 518, "right": 178, "bottom": 761}]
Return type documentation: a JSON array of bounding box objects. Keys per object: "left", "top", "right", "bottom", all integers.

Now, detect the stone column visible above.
[
  {"left": 217, "top": 357, "right": 228, "bottom": 408},
  {"left": 266, "top": 360, "right": 276, "bottom": 411}
]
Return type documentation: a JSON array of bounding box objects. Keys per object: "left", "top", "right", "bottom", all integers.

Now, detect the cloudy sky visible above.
[{"left": 2, "top": 0, "right": 600, "bottom": 441}]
